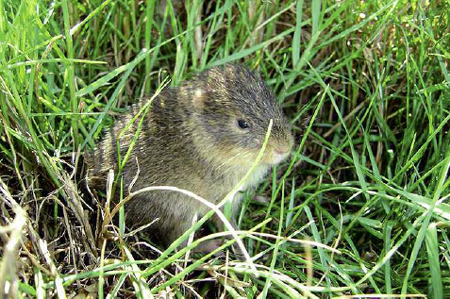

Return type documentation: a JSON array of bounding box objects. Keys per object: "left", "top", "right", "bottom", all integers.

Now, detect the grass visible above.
[{"left": 0, "top": 0, "right": 449, "bottom": 297}]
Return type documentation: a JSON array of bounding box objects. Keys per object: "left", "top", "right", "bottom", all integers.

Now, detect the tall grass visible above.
[{"left": 0, "top": 0, "right": 449, "bottom": 297}]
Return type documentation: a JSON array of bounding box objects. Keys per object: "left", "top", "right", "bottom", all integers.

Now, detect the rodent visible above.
[{"left": 86, "top": 63, "right": 294, "bottom": 250}]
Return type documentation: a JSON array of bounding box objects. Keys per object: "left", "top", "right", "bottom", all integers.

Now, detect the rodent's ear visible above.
[{"left": 192, "top": 88, "right": 206, "bottom": 110}]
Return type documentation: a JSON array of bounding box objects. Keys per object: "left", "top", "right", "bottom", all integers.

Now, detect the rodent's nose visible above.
[
  {"left": 270, "top": 131, "right": 294, "bottom": 164},
  {"left": 271, "top": 145, "right": 292, "bottom": 165},
  {"left": 274, "top": 147, "right": 290, "bottom": 156},
  {"left": 275, "top": 134, "right": 294, "bottom": 155}
]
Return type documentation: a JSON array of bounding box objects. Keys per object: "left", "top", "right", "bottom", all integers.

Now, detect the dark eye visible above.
[{"left": 237, "top": 119, "right": 250, "bottom": 129}]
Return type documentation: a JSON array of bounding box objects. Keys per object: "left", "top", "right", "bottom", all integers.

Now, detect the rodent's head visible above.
[{"left": 180, "top": 64, "right": 294, "bottom": 168}]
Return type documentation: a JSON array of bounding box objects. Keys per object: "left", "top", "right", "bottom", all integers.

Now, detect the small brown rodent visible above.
[{"left": 86, "top": 63, "right": 294, "bottom": 249}]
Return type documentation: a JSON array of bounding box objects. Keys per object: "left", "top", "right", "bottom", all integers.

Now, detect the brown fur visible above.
[{"left": 86, "top": 64, "right": 294, "bottom": 246}]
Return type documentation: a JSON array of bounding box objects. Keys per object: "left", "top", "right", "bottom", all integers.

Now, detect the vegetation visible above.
[{"left": 0, "top": 0, "right": 449, "bottom": 297}]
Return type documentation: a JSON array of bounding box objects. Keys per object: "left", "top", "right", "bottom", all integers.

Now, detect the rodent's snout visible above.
[
  {"left": 274, "top": 145, "right": 291, "bottom": 156},
  {"left": 270, "top": 133, "right": 294, "bottom": 165}
]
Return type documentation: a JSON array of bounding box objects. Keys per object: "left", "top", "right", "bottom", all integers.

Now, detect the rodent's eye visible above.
[{"left": 237, "top": 119, "right": 250, "bottom": 130}]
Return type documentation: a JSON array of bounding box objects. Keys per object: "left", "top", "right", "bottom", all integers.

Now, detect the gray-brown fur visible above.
[{"left": 86, "top": 64, "right": 294, "bottom": 246}]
